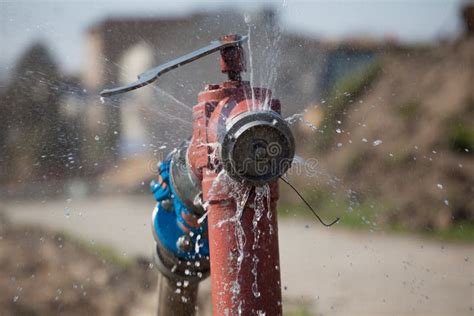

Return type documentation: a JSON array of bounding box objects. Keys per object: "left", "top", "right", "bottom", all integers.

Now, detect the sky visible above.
[{"left": 0, "top": 0, "right": 467, "bottom": 78}]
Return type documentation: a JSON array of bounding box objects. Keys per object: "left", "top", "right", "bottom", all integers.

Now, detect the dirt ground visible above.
[
  {"left": 2, "top": 195, "right": 473, "bottom": 315},
  {"left": 317, "top": 39, "right": 474, "bottom": 230},
  {"left": 0, "top": 217, "right": 158, "bottom": 316}
]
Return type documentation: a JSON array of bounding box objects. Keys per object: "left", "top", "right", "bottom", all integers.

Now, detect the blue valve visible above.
[{"left": 151, "top": 158, "right": 209, "bottom": 261}]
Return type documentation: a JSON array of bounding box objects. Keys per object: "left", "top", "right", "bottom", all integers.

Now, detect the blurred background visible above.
[{"left": 1, "top": 0, "right": 473, "bottom": 315}]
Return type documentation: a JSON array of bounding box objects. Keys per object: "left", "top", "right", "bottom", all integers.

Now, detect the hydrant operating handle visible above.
[{"left": 100, "top": 35, "right": 248, "bottom": 97}]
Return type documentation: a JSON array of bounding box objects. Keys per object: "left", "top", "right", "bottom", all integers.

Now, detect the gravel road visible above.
[{"left": 3, "top": 195, "right": 473, "bottom": 315}]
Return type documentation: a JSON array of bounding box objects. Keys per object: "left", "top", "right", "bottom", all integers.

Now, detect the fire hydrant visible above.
[{"left": 101, "top": 34, "right": 295, "bottom": 316}]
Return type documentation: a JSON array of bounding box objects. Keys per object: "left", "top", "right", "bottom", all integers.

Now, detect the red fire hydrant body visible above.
[{"left": 188, "top": 82, "right": 283, "bottom": 315}]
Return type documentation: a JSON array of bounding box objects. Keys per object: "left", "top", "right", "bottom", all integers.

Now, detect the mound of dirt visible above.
[
  {"left": 0, "top": 214, "right": 157, "bottom": 316},
  {"left": 319, "top": 39, "right": 474, "bottom": 230}
]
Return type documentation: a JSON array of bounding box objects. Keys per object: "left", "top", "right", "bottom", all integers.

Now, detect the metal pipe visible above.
[
  {"left": 156, "top": 273, "right": 199, "bottom": 316},
  {"left": 150, "top": 152, "right": 210, "bottom": 316}
]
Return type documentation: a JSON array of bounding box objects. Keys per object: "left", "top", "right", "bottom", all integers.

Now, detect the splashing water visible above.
[
  {"left": 252, "top": 185, "right": 270, "bottom": 250},
  {"left": 251, "top": 255, "right": 261, "bottom": 298},
  {"left": 286, "top": 153, "right": 377, "bottom": 229},
  {"left": 244, "top": 10, "right": 283, "bottom": 112},
  {"left": 199, "top": 142, "right": 220, "bottom": 169},
  {"left": 250, "top": 184, "right": 271, "bottom": 298},
  {"left": 151, "top": 86, "right": 192, "bottom": 112},
  {"left": 197, "top": 209, "right": 208, "bottom": 225},
  {"left": 373, "top": 139, "right": 383, "bottom": 146},
  {"left": 245, "top": 14, "right": 257, "bottom": 111},
  {"left": 141, "top": 89, "right": 193, "bottom": 126},
  {"left": 285, "top": 113, "right": 318, "bottom": 131},
  {"left": 215, "top": 181, "right": 272, "bottom": 305}
]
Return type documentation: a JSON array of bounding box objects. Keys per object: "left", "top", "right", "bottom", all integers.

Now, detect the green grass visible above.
[
  {"left": 278, "top": 189, "right": 379, "bottom": 230},
  {"left": 390, "top": 221, "right": 474, "bottom": 243},
  {"left": 428, "top": 222, "right": 474, "bottom": 242},
  {"left": 285, "top": 306, "right": 313, "bottom": 316},
  {"left": 279, "top": 190, "right": 474, "bottom": 243},
  {"left": 283, "top": 298, "right": 315, "bottom": 316},
  {"left": 397, "top": 99, "right": 420, "bottom": 120},
  {"left": 448, "top": 121, "right": 474, "bottom": 154}
]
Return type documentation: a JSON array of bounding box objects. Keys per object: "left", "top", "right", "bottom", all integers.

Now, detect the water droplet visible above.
[
  {"left": 244, "top": 13, "right": 251, "bottom": 24},
  {"left": 64, "top": 207, "right": 71, "bottom": 218},
  {"left": 373, "top": 139, "right": 383, "bottom": 146}
]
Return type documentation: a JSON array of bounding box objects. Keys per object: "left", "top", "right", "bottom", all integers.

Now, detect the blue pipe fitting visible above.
[{"left": 151, "top": 158, "right": 209, "bottom": 261}]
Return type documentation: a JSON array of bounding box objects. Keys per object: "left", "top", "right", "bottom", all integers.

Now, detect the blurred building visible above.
[{"left": 463, "top": 3, "right": 474, "bottom": 36}]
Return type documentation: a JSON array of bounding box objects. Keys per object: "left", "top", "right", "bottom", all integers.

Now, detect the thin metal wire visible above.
[{"left": 280, "top": 176, "right": 340, "bottom": 227}]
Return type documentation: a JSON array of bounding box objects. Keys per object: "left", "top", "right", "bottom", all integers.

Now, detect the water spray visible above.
[{"left": 101, "top": 34, "right": 296, "bottom": 315}]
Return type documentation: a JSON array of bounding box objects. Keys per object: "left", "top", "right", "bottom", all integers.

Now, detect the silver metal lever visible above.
[{"left": 100, "top": 35, "right": 248, "bottom": 97}]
